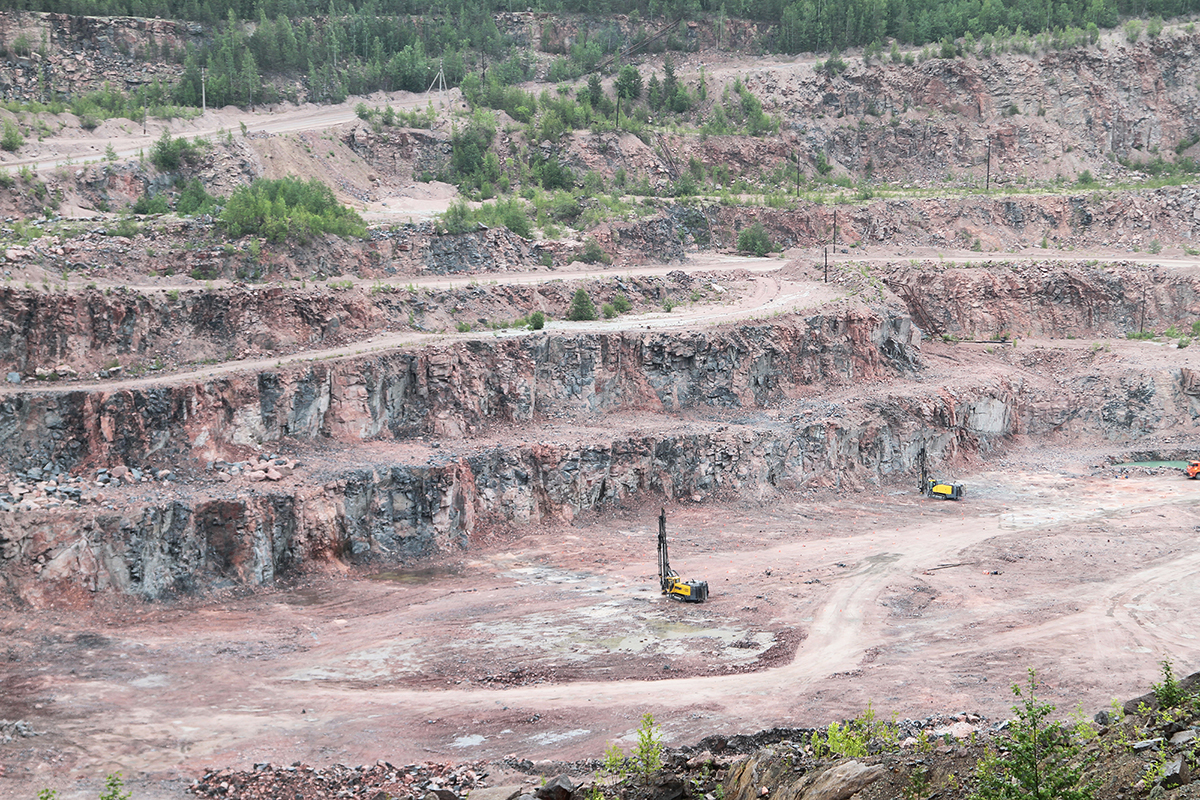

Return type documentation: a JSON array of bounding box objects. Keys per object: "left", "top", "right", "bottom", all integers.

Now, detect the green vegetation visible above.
[
  {"left": 99, "top": 772, "right": 132, "bottom": 800},
  {"left": 131, "top": 191, "right": 170, "bottom": 215},
  {"left": 1152, "top": 658, "right": 1186, "bottom": 708},
  {"left": 1, "top": 120, "right": 24, "bottom": 152},
  {"left": 440, "top": 197, "right": 530, "bottom": 237},
  {"left": 632, "top": 713, "right": 664, "bottom": 780},
  {"left": 149, "top": 130, "right": 204, "bottom": 172},
  {"left": 528, "top": 310, "right": 546, "bottom": 330},
  {"left": 737, "top": 221, "right": 774, "bottom": 256},
  {"left": 581, "top": 237, "right": 611, "bottom": 264},
  {"left": 176, "top": 178, "right": 220, "bottom": 216},
  {"left": 219, "top": 176, "right": 366, "bottom": 243},
  {"left": 568, "top": 288, "right": 598, "bottom": 321},
  {"left": 971, "top": 669, "right": 1094, "bottom": 800}
]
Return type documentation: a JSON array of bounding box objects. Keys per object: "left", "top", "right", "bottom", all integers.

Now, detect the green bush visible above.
[
  {"left": 972, "top": 669, "right": 1094, "bottom": 800},
  {"left": 568, "top": 288, "right": 597, "bottom": 321},
  {"left": 737, "top": 222, "right": 774, "bottom": 257},
  {"left": 1152, "top": 658, "right": 1186, "bottom": 708},
  {"left": 528, "top": 310, "right": 546, "bottom": 330},
  {"left": 581, "top": 237, "right": 610, "bottom": 264},
  {"left": 176, "top": 178, "right": 219, "bottom": 216},
  {"left": 220, "top": 176, "right": 366, "bottom": 243},
  {"left": 132, "top": 192, "right": 169, "bottom": 215},
  {"left": 1, "top": 120, "right": 23, "bottom": 152},
  {"left": 602, "top": 302, "right": 617, "bottom": 318},
  {"left": 0, "top": 119, "right": 22, "bottom": 152},
  {"left": 612, "top": 293, "right": 632, "bottom": 314},
  {"left": 150, "top": 130, "right": 201, "bottom": 171},
  {"left": 632, "top": 713, "right": 663, "bottom": 780}
]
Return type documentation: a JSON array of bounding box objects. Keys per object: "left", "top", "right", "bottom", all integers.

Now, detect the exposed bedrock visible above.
[
  {"left": 0, "top": 382, "right": 1012, "bottom": 600},
  {"left": 0, "top": 310, "right": 919, "bottom": 470},
  {"left": 884, "top": 262, "right": 1200, "bottom": 338},
  {"left": 6, "top": 357, "right": 1200, "bottom": 600}
]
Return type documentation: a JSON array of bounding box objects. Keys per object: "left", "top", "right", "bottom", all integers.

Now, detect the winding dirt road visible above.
[{"left": 6, "top": 466, "right": 1199, "bottom": 797}]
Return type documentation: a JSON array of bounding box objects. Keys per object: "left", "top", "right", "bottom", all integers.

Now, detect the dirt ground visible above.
[{"left": 3, "top": 457, "right": 1199, "bottom": 799}]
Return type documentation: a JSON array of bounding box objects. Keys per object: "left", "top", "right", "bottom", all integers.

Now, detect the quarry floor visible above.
[{"left": 3, "top": 461, "right": 1200, "bottom": 798}]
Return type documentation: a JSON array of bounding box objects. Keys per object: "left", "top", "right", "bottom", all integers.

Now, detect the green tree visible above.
[
  {"left": 632, "top": 713, "right": 664, "bottom": 780},
  {"left": 567, "top": 288, "right": 597, "bottom": 321},
  {"left": 972, "top": 669, "right": 1095, "bottom": 800},
  {"left": 528, "top": 310, "right": 546, "bottom": 330},
  {"left": 615, "top": 64, "right": 643, "bottom": 100}
]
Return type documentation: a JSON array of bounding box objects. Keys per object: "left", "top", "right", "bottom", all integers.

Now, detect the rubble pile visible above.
[
  {"left": 0, "top": 719, "right": 37, "bottom": 744},
  {"left": 212, "top": 454, "right": 301, "bottom": 482},
  {"left": 189, "top": 761, "right": 489, "bottom": 800}
]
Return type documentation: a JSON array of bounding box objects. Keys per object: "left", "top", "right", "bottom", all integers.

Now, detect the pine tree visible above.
[{"left": 568, "top": 288, "right": 597, "bottom": 321}]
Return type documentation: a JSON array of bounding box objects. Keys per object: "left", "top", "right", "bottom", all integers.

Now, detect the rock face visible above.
[
  {"left": 0, "top": 309, "right": 920, "bottom": 469},
  {"left": 884, "top": 260, "right": 1200, "bottom": 339},
  {"left": 726, "top": 753, "right": 885, "bottom": 800}
]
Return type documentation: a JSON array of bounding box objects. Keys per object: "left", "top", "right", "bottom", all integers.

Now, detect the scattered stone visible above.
[
  {"left": 1159, "top": 757, "right": 1190, "bottom": 789},
  {"left": 1170, "top": 729, "right": 1196, "bottom": 746},
  {"left": 534, "top": 775, "right": 575, "bottom": 800}
]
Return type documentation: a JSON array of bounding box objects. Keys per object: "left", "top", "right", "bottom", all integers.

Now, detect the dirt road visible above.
[{"left": 4, "top": 466, "right": 1198, "bottom": 797}]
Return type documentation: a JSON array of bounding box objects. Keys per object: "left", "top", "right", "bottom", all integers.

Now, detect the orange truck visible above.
[{"left": 1187, "top": 461, "right": 1200, "bottom": 479}]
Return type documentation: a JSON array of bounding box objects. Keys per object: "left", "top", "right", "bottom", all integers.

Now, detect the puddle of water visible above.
[
  {"left": 368, "top": 565, "right": 461, "bottom": 584},
  {"left": 451, "top": 734, "right": 487, "bottom": 748},
  {"left": 530, "top": 728, "right": 590, "bottom": 746}
]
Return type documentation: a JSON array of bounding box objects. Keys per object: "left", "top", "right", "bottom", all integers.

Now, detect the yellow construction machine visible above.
[
  {"left": 657, "top": 508, "right": 708, "bottom": 603},
  {"left": 918, "top": 447, "right": 964, "bottom": 500}
]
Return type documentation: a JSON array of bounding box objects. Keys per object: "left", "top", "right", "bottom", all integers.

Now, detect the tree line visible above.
[{"left": 3, "top": 0, "right": 1198, "bottom": 66}]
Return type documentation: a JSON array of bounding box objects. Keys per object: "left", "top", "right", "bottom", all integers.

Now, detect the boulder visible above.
[{"left": 535, "top": 776, "right": 576, "bottom": 800}]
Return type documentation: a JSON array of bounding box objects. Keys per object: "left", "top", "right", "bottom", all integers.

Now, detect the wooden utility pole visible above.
[
  {"left": 985, "top": 136, "right": 991, "bottom": 191},
  {"left": 823, "top": 247, "right": 828, "bottom": 283}
]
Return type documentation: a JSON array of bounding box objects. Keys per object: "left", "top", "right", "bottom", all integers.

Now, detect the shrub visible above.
[
  {"left": 973, "top": 669, "right": 1094, "bottom": 800},
  {"left": 176, "top": 178, "right": 219, "bottom": 216},
  {"left": 99, "top": 772, "right": 132, "bottom": 800},
  {"left": 1152, "top": 658, "right": 1186, "bottom": 708},
  {"left": 602, "top": 302, "right": 617, "bottom": 318},
  {"left": 567, "top": 288, "right": 597, "bottom": 321},
  {"left": 220, "top": 176, "right": 366, "bottom": 243},
  {"left": 1, "top": 120, "right": 24, "bottom": 152},
  {"left": 612, "top": 293, "right": 632, "bottom": 314},
  {"left": 632, "top": 713, "right": 663, "bottom": 780},
  {"left": 150, "top": 130, "right": 201, "bottom": 171},
  {"left": 737, "top": 222, "right": 774, "bottom": 256},
  {"left": 581, "top": 237, "right": 610, "bottom": 264},
  {"left": 528, "top": 310, "right": 546, "bottom": 330},
  {"left": 132, "top": 192, "right": 169, "bottom": 215}
]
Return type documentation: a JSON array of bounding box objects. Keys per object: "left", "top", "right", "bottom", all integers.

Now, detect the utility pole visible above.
[
  {"left": 833, "top": 209, "right": 837, "bottom": 249},
  {"left": 985, "top": 135, "right": 991, "bottom": 191},
  {"left": 823, "top": 247, "right": 828, "bottom": 283},
  {"left": 1140, "top": 284, "right": 1147, "bottom": 333},
  {"left": 201, "top": 66, "right": 206, "bottom": 112}
]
